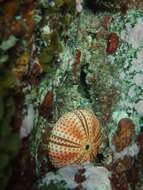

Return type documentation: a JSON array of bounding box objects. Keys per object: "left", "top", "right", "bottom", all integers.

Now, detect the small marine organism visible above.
[
  {"left": 106, "top": 32, "right": 119, "bottom": 54},
  {"left": 111, "top": 118, "right": 139, "bottom": 190},
  {"left": 28, "top": 58, "right": 43, "bottom": 86},
  {"left": 48, "top": 109, "right": 101, "bottom": 168},
  {"left": 112, "top": 118, "right": 135, "bottom": 152},
  {"left": 73, "top": 48, "right": 81, "bottom": 79},
  {"left": 39, "top": 91, "right": 54, "bottom": 119}
]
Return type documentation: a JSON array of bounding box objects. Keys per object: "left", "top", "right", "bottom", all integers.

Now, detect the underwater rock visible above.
[
  {"left": 110, "top": 150, "right": 140, "bottom": 190},
  {"left": 7, "top": 137, "right": 37, "bottom": 190},
  {"left": 112, "top": 118, "right": 135, "bottom": 152},
  {"left": 10, "top": 20, "right": 26, "bottom": 37},
  {"left": 12, "top": 90, "right": 24, "bottom": 133},
  {"left": 111, "top": 171, "right": 128, "bottom": 190},
  {"left": 84, "top": 0, "right": 119, "bottom": 12},
  {"left": 125, "top": 0, "right": 143, "bottom": 9},
  {"left": 48, "top": 109, "right": 101, "bottom": 168},
  {"left": 120, "top": 2, "right": 128, "bottom": 14},
  {"left": 22, "top": 8, "right": 35, "bottom": 36},
  {"left": 106, "top": 32, "right": 119, "bottom": 54},
  {"left": 137, "top": 132, "right": 143, "bottom": 150},
  {"left": 110, "top": 154, "right": 139, "bottom": 190},
  {"left": 3, "top": 0, "right": 18, "bottom": 24},
  {"left": 137, "top": 132, "right": 143, "bottom": 167}
]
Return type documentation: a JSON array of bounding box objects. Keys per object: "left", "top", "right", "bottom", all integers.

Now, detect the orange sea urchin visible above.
[{"left": 48, "top": 109, "right": 101, "bottom": 168}]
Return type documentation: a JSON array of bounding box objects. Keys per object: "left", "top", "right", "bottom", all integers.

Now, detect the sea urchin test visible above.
[{"left": 48, "top": 109, "right": 101, "bottom": 168}]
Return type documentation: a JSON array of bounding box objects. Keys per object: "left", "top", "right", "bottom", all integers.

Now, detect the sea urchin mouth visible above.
[{"left": 85, "top": 144, "right": 90, "bottom": 150}]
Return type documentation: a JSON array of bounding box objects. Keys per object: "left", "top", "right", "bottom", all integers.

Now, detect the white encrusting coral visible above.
[
  {"left": 121, "top": 20, "right": 143, "bottom": 48},
  {"left": 133, "top": 73, "right": 143, "bottom": 87},
  {"left": 20, "top": 104, "right": 35, "bottom": 139},
  {"left": 128, "top": 85, "right": 136, "bottom": 97},
  {"left": 134, "top": 100, "right": 143, "bottom": 116},
  {"left": 76, "top": 0, "right": 83, "bottom": 13},
  {"left": 83, "top": 165, "right": 111, "bottom": 190},
  {"left": 112, "top": 143, "right": 139, "bottom": 162},
  {"left": 40, "top": 163, "right": 111, "bottom": 190},
  {"left": 131, "top": 49, "right": 143, "bottom": 72},
  {"left": 111, "top": 11, "right": 143, "bottom": 122}
]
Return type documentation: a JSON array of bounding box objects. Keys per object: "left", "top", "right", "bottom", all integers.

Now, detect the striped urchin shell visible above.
[{"left": 48, "top": 109, "right": 101, "bottom": 168}]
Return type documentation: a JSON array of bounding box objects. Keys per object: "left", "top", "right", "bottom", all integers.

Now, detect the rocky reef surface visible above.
[{"left": 0, "top": 1, "right": 143, "bottom": 190}]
